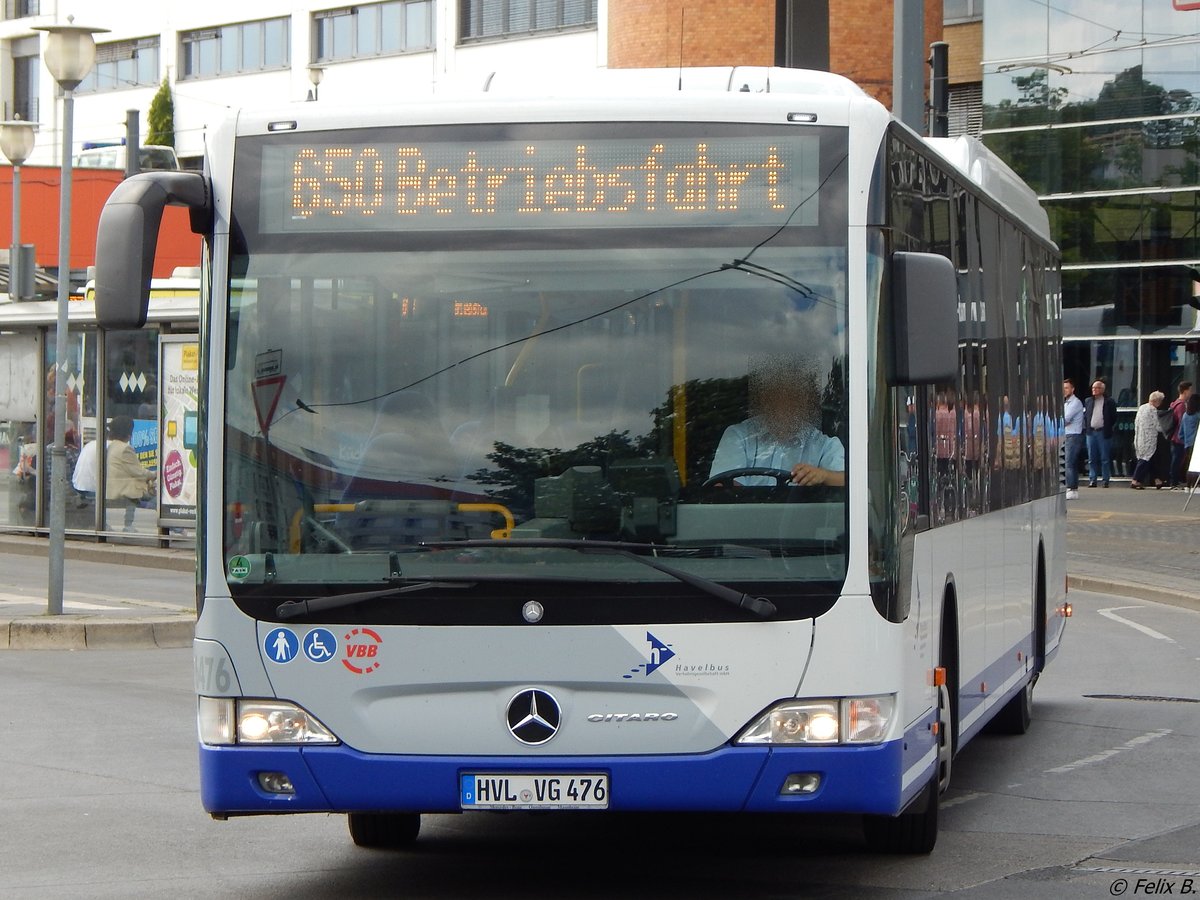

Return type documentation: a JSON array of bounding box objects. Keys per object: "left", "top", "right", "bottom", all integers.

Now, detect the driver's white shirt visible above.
[{"left": 709, "top": 417, "right": 845, "bottom": 486}]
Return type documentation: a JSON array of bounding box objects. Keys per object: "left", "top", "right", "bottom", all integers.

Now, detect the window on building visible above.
[
  {"left": 180, "top": 17, "right": 291, "bottom": 79},
  {"left": 459, "top": 0, "right": 597, "bottom": 42},
  {"left": 948, "top": 82, "right": 982, "bottom": 137},
  {"left": 78, "top": 38, "right": 160, "bottom": 94},
  {"left": 943, "top": 0, "right": 983, "bottom": 23},
  {"left": 9, "top": 35, "right": 38, "bottom": 122},
  {"left": 4, "top": 0, "right": 39, "bottom": 19},
  {"left": 314, "top": 1, "right": 434, "bottom": 62}
]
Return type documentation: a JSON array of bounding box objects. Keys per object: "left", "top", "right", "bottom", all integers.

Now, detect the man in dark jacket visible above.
[{"left": 1083, "top": 380, "right": 1118, "bottom": 487}]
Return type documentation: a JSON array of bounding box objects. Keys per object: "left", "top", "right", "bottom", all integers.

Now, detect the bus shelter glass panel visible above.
[
  {"left": 40, "top": 330, "right": 88, "bottom": 529},
  {"left": 1, "top": 331, "right": 40, "bottom": 529},
  {"left": 103, "top": 330, "right": 160, "bottom": 534}
]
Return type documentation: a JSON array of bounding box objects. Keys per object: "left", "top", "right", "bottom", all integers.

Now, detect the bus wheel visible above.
[
  {"left": 348, "top": 812, "right": 421, "bottom": 849},
  {"left": 988, "top": 675, "right": 1034, "bottom": 735},
  {"left": 862, "top": 681, "right": 949, "bottom": 854},
  {"left": 862, "top": 777, "right": 938, "bottom": 855}
]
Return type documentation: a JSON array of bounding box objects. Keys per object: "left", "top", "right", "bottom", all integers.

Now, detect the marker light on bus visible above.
[
  {"left": 198, "top": 696, "right": 235, "bottom": 745},
  {"left": 736, "top": 695, "right": 895, "bottom": 745},
  {"left": 198, "top": 697, "right": 337, "bottom": 746},
  {"left": 845, "top": 696, "right": 894, "bottom": 743}
]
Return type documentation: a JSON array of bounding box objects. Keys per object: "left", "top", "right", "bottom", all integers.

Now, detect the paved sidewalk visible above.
[
  {"left": 0, "top": 533, "right": 195, "bottom": 650},
  {"left": 0, "top": 482, "right": 1197, "bottom": 649},
  {"left": 1064, "top": 480, "right": 1200, "bottom": 611}
]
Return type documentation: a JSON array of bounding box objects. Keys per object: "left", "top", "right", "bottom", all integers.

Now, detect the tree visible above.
[{"left": 146, "top": 78, "right": 175, "bottom": 148}]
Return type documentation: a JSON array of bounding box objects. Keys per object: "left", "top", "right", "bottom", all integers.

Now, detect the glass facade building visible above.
[{"left": 981, "top": 1, "right": 1200, "bottom": 475}]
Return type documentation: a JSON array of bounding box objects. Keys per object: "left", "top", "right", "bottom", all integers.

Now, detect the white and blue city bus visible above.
[{"left": 94, "top": 67, "right": 1068, "bottom": 854}]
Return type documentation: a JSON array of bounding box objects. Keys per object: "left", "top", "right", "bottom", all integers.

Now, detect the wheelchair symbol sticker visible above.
[{"left": 303, "top": 628, "right": 338, "bottom": 664}]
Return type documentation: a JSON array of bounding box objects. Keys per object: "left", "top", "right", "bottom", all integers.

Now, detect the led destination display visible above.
[{"left": 259, "top": 135, "right": 820, "bottom": 232}]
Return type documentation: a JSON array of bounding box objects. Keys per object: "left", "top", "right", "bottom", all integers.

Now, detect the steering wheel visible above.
[{"left": 702, "top": 467, "right": 795, "bottom": 488}]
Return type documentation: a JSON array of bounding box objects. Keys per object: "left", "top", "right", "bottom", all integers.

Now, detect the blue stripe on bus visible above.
[
  {"left": 955, "top": 631, "right": 1038, "bottom": 746},
  {"left": 898, "top": 709, "right": 938, "bottom": 807},
  {"left": 200, "top": 739, "right": 912, "bottom": 817}
]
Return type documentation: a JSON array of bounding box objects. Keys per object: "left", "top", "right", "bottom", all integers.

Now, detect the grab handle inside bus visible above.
[
  {"left": 94, "top": 171, "right": 212, "bottom": 329},
  {"left": 888, "top": 251, "right": 958, "bottom": 385}
]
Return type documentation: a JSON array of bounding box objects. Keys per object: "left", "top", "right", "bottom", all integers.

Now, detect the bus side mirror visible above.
[
  {"left": 888, "top": 251, "right": 958, "bottom": 385},
  {"left": 94, "top": 171, "right": 212, "bottom": 329}
]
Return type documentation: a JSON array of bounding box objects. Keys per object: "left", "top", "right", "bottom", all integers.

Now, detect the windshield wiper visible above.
[
  {"left": 275, "top": 581, "right": 476, "bottom": 620},
  {"left": 419, "top": 539, "right": 777, "bottom": 618}
]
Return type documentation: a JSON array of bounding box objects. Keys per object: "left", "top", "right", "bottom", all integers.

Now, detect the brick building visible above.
[{"left": 608, "top": 0, "right": 944, "bottom": 112}]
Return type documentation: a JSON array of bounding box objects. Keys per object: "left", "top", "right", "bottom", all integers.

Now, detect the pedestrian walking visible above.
[{"left": 1131, "top": 391, "right": 1166, "bottom": 489}]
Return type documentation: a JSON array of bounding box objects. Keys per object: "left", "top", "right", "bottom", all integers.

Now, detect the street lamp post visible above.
[
  {"left": 0, "top": 119, "right": 37, "bottom": 300},
  {"left": 35, "top": 17, "right": 106, "bottom": 616}
]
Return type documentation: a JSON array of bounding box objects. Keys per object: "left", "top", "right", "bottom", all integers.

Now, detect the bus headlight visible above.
[
  {"left": 735, "top": 695, "right": 895, "bottom": 745},
  {"left": 737, "top": 700, "right": 840, "bottom": 745},
  {"left": 197, "top": 697, "right": 338, "bottom": 745}
]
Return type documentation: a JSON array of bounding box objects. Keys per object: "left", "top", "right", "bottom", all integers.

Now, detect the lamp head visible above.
[
  {"left": 34, "top": 18, "right": 109, "bottom": 90},
  {"left": 307, "top": 65, "right": 325, "bottom": 87},
  {"left": 0, "top": 119, "right": 38, "bottom": 166}
]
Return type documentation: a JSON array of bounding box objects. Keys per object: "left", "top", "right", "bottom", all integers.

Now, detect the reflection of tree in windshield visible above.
[
  {"left": 467, "top": 432, "right": 651, "bottom": 519},
  {"left": 467, "top": 362, "right": 845, "bottom": 515}
]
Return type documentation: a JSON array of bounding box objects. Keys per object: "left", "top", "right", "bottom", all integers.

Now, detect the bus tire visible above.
[
  {"left": 862, "top": 677, "right": 950, "bottom": 855},
  {"left": 348, "top": 812, "right": 421, "bottom": 848},
  {"left": 862, "top": 777, "right": 938, "bottom": 855},
  {"left": 988, "top": 675, "right": 1034, "bottom": 735}
]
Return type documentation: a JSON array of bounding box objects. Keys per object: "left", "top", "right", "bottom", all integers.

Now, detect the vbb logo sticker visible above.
[{"left": 342, "top": 627, "right": 383, "bottom": 675}]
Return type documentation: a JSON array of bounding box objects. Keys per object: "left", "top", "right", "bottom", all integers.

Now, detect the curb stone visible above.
[
  {"left": 2, "top": 615, "right": 194, "bottom": 650},
  {"left": 1066, "top": 576, "right": 1200, "bottom": 613}
]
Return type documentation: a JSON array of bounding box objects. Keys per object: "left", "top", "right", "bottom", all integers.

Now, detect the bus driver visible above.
[{"left": 709, "top": 356, "right": 846, "bottom": 488}]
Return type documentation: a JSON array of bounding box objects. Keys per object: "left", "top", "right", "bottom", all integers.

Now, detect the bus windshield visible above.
[{"left": 223, "top": 123, "right": 849, "bottom": 601}]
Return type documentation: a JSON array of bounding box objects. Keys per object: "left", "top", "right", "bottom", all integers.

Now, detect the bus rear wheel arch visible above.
[{"left": 986, "top": 545, "right": 1043, "bottom": 736}]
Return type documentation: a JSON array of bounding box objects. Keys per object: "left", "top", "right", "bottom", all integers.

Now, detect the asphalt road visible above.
[{"left": 1, "top": 587, "right": 1198, "bottom": 898}]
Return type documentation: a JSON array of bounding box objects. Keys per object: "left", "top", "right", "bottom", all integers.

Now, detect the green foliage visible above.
[
  {"left": 146, "top": 78, "right": 175, "bottom": 148},
  {"left": 467, "top": 431, "right": 650, "bottom": 515},
  {"left": 465, "top": 362, "right": 848, "bottom": 518}
]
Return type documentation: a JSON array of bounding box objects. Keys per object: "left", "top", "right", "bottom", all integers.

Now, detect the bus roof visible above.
[
  {"left": 234, "top": 66, "right": 884, "bottom": 136},
  {"left": 924, "top": 135, "right": 1052, "bottom": 244},
  {"left": 478, "top": 66, "right": 871, "bottom": 99},
  {"left": 226, "top": 66, "right": 1049, "bottom": 244}
]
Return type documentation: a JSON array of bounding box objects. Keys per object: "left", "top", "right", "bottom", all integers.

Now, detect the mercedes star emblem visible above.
[{"left": 506, "top": 689, "right": 561, "bottom": 745}]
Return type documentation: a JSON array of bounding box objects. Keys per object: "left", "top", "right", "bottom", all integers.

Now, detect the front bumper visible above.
[{"left": 200, "top": 737, "right": 919, "bottom": 817}]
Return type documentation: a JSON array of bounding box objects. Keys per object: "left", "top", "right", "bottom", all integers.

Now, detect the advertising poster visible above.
[{"left": 158, "top": 335, "right": 200, "bottom": 524}]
